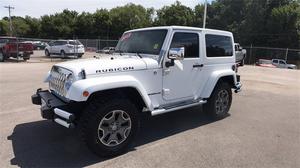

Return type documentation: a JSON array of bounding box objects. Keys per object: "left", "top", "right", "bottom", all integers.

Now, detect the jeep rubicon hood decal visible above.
[{"left": 54, "top": 55, "right": 158, "bottom": 76}]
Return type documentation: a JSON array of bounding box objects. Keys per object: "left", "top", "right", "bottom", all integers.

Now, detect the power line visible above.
[{"left": 4, "top": 5, "right": 15, "bottom": 36}]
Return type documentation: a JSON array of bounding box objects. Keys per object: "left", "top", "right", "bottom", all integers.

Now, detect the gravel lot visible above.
[{"left": 0, "top": 51, "right": 299, "bottom": 168}]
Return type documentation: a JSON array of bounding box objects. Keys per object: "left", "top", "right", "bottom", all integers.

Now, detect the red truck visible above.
[{"left": 0, "top": 36, "right": 34, "bottom": 62}]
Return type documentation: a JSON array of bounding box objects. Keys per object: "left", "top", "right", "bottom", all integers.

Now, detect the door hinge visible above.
[{"left": 163, "top": 69, "right": 171, "bottom": 76}]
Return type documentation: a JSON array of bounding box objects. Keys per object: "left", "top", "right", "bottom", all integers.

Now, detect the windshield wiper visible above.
[
  {"left": 115, "top": 49, "right": 124, "bottom": 56},
  {"left": 136, "top": 52, "right": 142, "bottom": 58}
]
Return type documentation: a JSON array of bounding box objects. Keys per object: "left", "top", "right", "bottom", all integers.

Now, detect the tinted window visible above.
[
  {"left": 170, "top": 32, "right": 199, "bottom": 58},
  {"left": 205, "top": 34, "right": 233, "bottom": 57},
  {"left": 69, "top": 40, "right": 82, "bottom": 45},
  {"left": 115, "top": 29, "right": 167, "bottom": 55},
  {"left": 55, "top": 41, "right": 67, "bottom": 45},
  {"left": 279, "top": 60, "right": 285, "bottom": 64},
  {"left": 273, "top": 60, "right": 278, "bottom": 63}
]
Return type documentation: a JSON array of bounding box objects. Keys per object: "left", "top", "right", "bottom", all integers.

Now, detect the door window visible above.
[
  {"left": 279, "top": 60, "right": 285, "bottom": 64},
  {"left": 273, "top": 60, "right": 279, "bottom": 64},
  {"left": 170, "top": 32, "right": 199, "bottom": 58}
]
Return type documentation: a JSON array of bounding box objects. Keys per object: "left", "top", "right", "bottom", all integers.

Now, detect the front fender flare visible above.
[{"left": 66, "top": 75, "right": 153, "bottom": 110}]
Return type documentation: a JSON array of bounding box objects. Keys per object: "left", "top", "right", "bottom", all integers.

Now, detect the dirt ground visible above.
[{"left": 0, "top": 52, "right": 299, "bottom": 168}]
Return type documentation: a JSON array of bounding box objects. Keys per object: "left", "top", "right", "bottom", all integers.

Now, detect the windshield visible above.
[{"left": 115, "top": 29, "right": 168, "bottom": 55}]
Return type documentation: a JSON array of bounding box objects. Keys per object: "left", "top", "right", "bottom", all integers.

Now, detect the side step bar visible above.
[
  {"left": 151, "top": 100, "right": 207, "bottom": 116},
  {"left": 53, "top": 108, "right": 75, "bottom": 128}
]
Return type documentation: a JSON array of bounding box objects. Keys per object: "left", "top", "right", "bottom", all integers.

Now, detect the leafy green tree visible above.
[
  {"left": 109, "top": 3, "right": 153, "bottom": 38},
  {"left": 154, "top": 1, "right": 194, "bottom": 26},
  {"left": 24, "top": 16, "right": 41, "bottom": 38},
  {"left": 0, "top": 19, "right": 9, "bottom": 36},
  {"left": 266, "top": 2, "right": 299, "bottom": 48},
  {"left": 74, "top": 12, "right": 95, "bottom": 38},
  {"left": 11, "top": 16, "right": 30, "bottom": 36}
]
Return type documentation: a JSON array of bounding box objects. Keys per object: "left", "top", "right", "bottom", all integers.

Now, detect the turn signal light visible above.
[{"left": 83, "top": 91, "right": 89, "bottom": 97}]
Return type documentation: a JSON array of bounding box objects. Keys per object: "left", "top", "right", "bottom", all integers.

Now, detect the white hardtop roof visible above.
[{"left": 126, "top": 26, "right": 233, "bottom": 36}]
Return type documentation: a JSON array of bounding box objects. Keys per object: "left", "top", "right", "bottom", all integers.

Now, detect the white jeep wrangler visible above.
[{"left": 32, "top": 26, "right": 241, "bottom": 157}]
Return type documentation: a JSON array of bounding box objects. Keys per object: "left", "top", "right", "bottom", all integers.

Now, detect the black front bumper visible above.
[{"left": 31, "top": 89, "right": 67, "bottom": 119}]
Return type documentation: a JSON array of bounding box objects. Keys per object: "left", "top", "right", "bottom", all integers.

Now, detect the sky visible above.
[{"left": 0, "top": 0, "right": 210, "bottom": 18}]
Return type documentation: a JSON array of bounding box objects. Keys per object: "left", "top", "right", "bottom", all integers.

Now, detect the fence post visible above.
[
  {"left": 285, "top": 48, "right": 288, "bottom": 62},
  {"left": 249, "top": 44, "right": 252, "bottom": 65}
]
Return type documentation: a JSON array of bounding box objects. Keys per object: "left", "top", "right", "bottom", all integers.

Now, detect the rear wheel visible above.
[
  {"left": 60, "top": 50, "right": 66, "bottom": 58},
  {"left": 240, "top": 59, "right": 245, "bottom": 66},
  {"left": 80, "top": 98, "right": 140, "bottom": 157},
  {"left": 204, "top": 82, "right": 232, "bottom": 119},
  {"left": 23, "top": 55, "right": 30, "bottom": 61}
]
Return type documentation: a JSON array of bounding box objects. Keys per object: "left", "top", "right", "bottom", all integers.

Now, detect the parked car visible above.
[
  {"left": 97, "top": 47, "right": 115, "bottom": 54},
  {"left": 32, "top": 41, "right": 47, "bottom": 50},
  {"left": 256, "top": 59, "right": 276, "bottom": 68},
  {"left": 45, "top": 40, "right": 85, "bottom": 58},
  {"left": 234, "top": 43, "right": 246, "bottom": 66},
  {"left": 0, "top": 36, "right": 34, "bottom": 62},
  {"left": 271, "top": 59, "right": 297, "bottom": 69},
  {"left": 32, "top": 26, "right": 242, "bottom": 157}
]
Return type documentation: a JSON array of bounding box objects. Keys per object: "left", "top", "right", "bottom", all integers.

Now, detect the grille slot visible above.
[{"left": 49, "top": 66, "right": 71, "bottom": 97}]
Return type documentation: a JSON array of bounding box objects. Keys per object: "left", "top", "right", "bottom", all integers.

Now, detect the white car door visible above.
[
  {"left": 162, "top": 31, "right": 204, "bottom": 101},
  {"left": 52, "top": 41, "right": 60, "bottom": 54}
]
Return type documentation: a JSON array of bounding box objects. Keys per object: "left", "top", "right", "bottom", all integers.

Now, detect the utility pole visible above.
[
  {"left": 203, "top": 0, "right": 207, "bottom": 28},
  {"left": 4, "top": 5, "right": 15, "bottom": 36}
]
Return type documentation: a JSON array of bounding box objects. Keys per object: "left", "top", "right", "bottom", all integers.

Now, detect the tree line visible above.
[{"left": 0, "top": 0, "right": 299, "bottom": 48}]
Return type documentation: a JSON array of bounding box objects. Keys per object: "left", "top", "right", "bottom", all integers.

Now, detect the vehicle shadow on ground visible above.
[
  {"left": 8, "top": 106, "right": 217, "bottom": 167},
  {"left": 2, "top": 58, "right": 27, "bottom": 63}
]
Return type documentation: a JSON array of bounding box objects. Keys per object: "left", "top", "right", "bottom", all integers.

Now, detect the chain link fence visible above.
[
  {"left": 4, "top": 37, "right": 300, "bottom": 68},
  {"left": 77, "top": 39, "right": 118, "bottom": 52},
  {"left": 15, "top": 37, "right": 119, "bottom": 51},
  {"left": 243, "top": 46, "right": 300, "bottom": 68}
]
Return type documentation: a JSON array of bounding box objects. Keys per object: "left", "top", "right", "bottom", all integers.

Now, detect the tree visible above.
[
  {"left": 109, "top": 3, "right": 153, "bottom": 38},
  {"left": 0, "top": 19, "right": 9, "bottom": 36},
  {"left": 0, "top": 1, "right": 298, "bottom": 48},
  {"left": 154, "top": 1, "right": 194, "bottom": 26},
  {"left": 266, "top": 2, "right": 299, "bottom": 48}
]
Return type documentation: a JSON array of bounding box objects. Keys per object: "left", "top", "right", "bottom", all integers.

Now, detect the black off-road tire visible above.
[
  {"left": 79, "top": 97, "right": 140, "bottom": 157},
  {"left": 203, "top": 82, "right": 232, "bottom": 120}
]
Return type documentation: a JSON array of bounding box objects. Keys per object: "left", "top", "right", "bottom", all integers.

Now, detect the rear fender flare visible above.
[{"left": 201, "top": 70, "right": 236, "bottom": 98}]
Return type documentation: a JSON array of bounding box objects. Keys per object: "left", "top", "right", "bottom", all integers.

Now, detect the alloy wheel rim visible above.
[
  {"left": 98, "top": 110, "right": 132, "bottom": 147},
  {"left": 215, "top": 89, "right": 229, "bottom": 114}
]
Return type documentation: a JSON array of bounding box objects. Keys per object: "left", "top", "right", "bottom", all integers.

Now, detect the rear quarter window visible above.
[{"left": 205, "top": 34, "right": 233, "bottom": 57}]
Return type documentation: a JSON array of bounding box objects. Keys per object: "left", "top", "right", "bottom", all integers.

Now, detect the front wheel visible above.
[
  {"left": 60, "top": 50, "right": 66, "bottom": 58},
  {"left": 80, "top": 98, "right": 140, "bottom": 157},
  {"left": 45, "top": 49, "right": 50, "bottom": 57},
  {"left": 204, "top": 82, "right": 232, "bottom": 119}
]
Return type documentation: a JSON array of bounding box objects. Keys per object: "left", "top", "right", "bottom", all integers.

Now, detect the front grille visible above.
[{"left": 49, "top": 66, "right": 72, "bottom": 97}]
